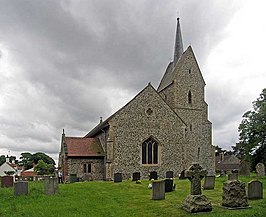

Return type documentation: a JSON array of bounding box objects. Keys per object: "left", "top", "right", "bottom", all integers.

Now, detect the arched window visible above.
[
  {"left": 188, "top": 90, "right": 192, "bottom": 104},
  {"left": 142, "top": 137, "right": 159, "bottom": 165}
]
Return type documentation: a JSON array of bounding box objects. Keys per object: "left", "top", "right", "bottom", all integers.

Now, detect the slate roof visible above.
[{"left": 65, "top": 137, "right": 104, "bottom": 157}]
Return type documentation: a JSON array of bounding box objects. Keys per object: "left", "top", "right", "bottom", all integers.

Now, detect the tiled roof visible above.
[
  {"left": 21, "top": 170, "right": 37, "bottom": 177},
  {"left": 65, "top": 137, "right": 104, "bottom": 157}
]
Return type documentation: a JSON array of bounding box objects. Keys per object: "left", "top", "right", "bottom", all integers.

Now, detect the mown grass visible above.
[{"left": 0, "top": 175, "right": 266, "bottom": 217}]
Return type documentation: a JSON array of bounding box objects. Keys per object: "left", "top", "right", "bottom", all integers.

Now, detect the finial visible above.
[
  {"left": 100, "top": 117, "right": 103, "bottom": 123},
  {"left": 62, "top": 129, "right": 65, "bottom": 134}
]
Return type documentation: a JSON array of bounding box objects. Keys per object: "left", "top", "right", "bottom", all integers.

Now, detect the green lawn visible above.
[{"left": 0, "top": 175, "right": 266, "bottom": 217}]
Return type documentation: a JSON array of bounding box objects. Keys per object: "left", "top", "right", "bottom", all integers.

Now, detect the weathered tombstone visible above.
[
  {"left": 256, "top": 163, "right": 265, "bottom": 177},
  {"left": 14, "top": 181, "right": 28, "bottom": 196},
  {"left": 149, "top": 171, "right": 157, "bottom": 180},
  {"left": 203, "top": 176, "right": 215, "bottom": 190},
  {"left": 164, "top": 178, "right": 174, "bottom": 192},
  {"left": 165, "top": 171, "right": 174, "bottom": 178},
  {"left": 44, "top": 177, "right": 59, "bottom": 195},
  {"left": 114, "top": 173, "right": 122, "bottom": 182},
  {"left": 182, "top": 163, "right": 212, "bottom": 213},
  {"left": 248, "top": 180, "right": 263, "bottom": 200},
  {"left": 69, "top": 174, "right": 78, "bottom": 183},
  {"left": 132, "top": 172, "right": 140, "bottom": 181},
  {"left": 228, "top": 170, "right": 238, "bottom": 181},
  {"left": 239, "top": 160, "right": 250, "bottom": 176},
  {"left": 222, "top": 180, "right": 249, "bottom": 208},
  {"left": 1, "top": 176, "right": 13, "bottom": 188},
  {"left": 151, "top": 180, "right": 165, "bottom": 200},
  {"left": 179, "top": 170, "right": 186, "bottom": 179}
]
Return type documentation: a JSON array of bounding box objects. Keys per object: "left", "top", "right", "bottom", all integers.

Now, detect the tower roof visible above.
[{"left": 173, "top": 18, "right": 183, "bottom": 64}]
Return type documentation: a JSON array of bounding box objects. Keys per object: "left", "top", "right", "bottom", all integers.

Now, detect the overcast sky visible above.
[{"left": 0, "top": 0, "right": 265, "bottom": 162}]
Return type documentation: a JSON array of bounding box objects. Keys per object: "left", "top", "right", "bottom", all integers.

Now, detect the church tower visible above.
[{"left": 157, "top": 18, "right": 214, "bottom": 172}]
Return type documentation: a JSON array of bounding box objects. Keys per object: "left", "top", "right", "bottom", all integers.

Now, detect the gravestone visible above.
[
  {"left": 14, "top": 181, "right": 28, "bottom": 196},
  {"left": 256, "top": 163, "right": 265, "bottom": 177},
  {"left": 228, "top": 170, "right": 238, "bottom": 181},
  {"left": 165, "top": 171, "right": 174, "bottom": 178},
  {"left": 182, "top": 163, "right": 212, "bottom": 213},
  {"left": 149, "top": 171, "right": 157, "bottom": 180},
  {"left": 1, "top": 176, "right": 13, "bottom": 188},
  {"left": 239, "top": 161, "right": 250, "bottom": 176},
  {"left": 222, "top": 180, "right": 249, "bottom": 208},
  {"left": 151, "top": 180, "right": 165, "bottom": 200},
  {"left": 165, "top": 178, "right": 174, "bottom": 192},
  {"left": 114, "top": 173, "right": 122, "bottom": 182},
  {"left": 179, "top": 170, "right": 186, "bottom": 179},
  {"left": 44, "top": 177, "right": 59, "bottom": 195},
  {"left": 203, "top": 176, "right": 215, "bottom": 190},
  {"left": 132, "top": 172, "right": 140, "bottom": 181},
  {"left": 248, "top": 180, "right": 263, "bottom": 200}
]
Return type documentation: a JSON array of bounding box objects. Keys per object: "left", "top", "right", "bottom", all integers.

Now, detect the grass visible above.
[{"left": 0, "top": 175, "right": 266, "bottom": 217}]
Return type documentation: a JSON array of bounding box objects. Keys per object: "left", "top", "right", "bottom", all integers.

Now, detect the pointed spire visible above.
[{"left": 173, "top": 18, "right": 183, "bottom": 64}]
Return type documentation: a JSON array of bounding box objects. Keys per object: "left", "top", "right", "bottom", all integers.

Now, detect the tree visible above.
[
  {"left": 32, "top": 152, "right": 55, "bottom": 165},
  {"left": 0, "top": 155, "right": 6, "bottom": 166},
  {"left": 238, "top": 88, "right": 266, "bottom": 170},
  {"left": 19, "top": 152, "right": 33, "bottom": 170},
  {"left": 34, "top": 160, "right": 54, "bottom": 175}
]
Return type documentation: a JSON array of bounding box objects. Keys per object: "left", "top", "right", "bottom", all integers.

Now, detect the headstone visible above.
[
  {"left": 132, "top": 172, "right": 140, "bottom": 181},
  {"left": 228, "top": 170, "right": 238, "bottom": 181},
  {"left": 44, "top": 177, "right": 58, "bottom": 195},
  {"left": 151, "top": 180, "right": 165, "bottom": 200},
  {"left": 182, "top": 163, "right": 212, "bottom": 213},
  {"left": 165, "top": 171, "right": 174, "bottom": 178},
  {"left": 239, "top": 161, "right": 250, "bottom": 176},
  {"left": 14, "top": 181, "right": 28, "bottom": 196},
  {"left": 222, "top": 180, "right": 249, "bottom": 208},
  {"left": 149, "top": 171, "right": 157, "bottom": 180},
  {"left": 248, "top": 180, "right": 263, "bottom": 200},
  {"left": 256, "top": 163, "right": 265, "bottom": 177},
  {"left": 1, "top": 176, "right": 13, "bottom": 188},
  {"left": 69, "top": 174, "right": 78, "bottom": 183},
  {"left": 114, "top": 173, "right": 122, "bottom": 182},
  {"left": 203, "top": 176, "right": 215, "bottom": 190},
  {"left": 165, "top": 178, "right": 174, "bottom": 192},
  {"left": 179, "top": 170, "right": 186, "bottom": 179}
]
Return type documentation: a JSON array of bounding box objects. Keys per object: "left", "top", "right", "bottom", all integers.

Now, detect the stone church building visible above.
[{"left": 59, "top": 18, "right": 215, "bottom": 182}]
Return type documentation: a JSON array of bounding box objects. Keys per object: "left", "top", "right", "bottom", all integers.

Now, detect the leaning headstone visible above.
[
  {"left": 44, "top": 177, "right": 59, "bottom": 195},
  {"left": 228, "top": 170, "right": 238, "bottom": 181},
  {"left": 182, "top": 163, "right": 212, "bottom": 213},
  {"left": 239, "top": 160, "right": 250, "bottom": 176},
  {"left": 222, "top": 180, "right": 249, "bottom": 209},
  {"left": 248, "top": 180, "right": 263, "bottom": 200},
  {"left": 14, "top": 181, "right": 28, "bottom": 196},
  {"left": 165, "top": 178, "right": 174, "bottom": 192},
  {"left": 1, "top": 176, "right": 13, "bottom": 188},
  {"left": 151, "top": 180, "right": 165, "bottom": 200},
  {"left": 114, "top": 173, "right": 122, "bottom": 182},
  {"left": 132, "top": 172, "right": 140, "bottom": 181},
  {"left": 179, "top": 170, "right": 186, "bottom": 179},
  {"left": 256, "top": 163, "right": 265, "bottom": 177},
  {"left": 166, "top": 171, "right": 174, "bottom": 178},
  {"left": 149, "top": 171, "right": 157, "bottom": 180},
  {"left": 203, "top": 176, "right": 215, "bottom": 190}
]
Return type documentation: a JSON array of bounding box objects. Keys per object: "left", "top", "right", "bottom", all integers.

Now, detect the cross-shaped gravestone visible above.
[{"left": 185, "top": 163, "right": 207, "bottom": 195}]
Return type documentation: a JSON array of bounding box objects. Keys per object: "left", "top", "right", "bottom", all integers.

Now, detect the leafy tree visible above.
[
  {"left": 32, "top": 152, "right": 55, "bottom": 165},
  {"left": 0, "top": 155, "right": 6, "bottom": 166},
  {"left": 34, "top": 160, "right": 54, "bottom": 175},
  {"left": 238, "top": 88, "right": 266, "bottom": 170},
  {"left": 19, "top": 152, "right": 33, "bottom": 169}
]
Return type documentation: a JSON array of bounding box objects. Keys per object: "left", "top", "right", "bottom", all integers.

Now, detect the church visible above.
[{"left": 58, "top": 18, "right": 215, "bottom": 182}]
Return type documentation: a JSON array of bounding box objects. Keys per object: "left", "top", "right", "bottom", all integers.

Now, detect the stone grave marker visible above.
[
  {"left": 114, "top": 173, "right": 122, "bottom": 182},
  {"left": 44, "top": 177, "right": 59, "bottom": 195},
  {"left": 14, "top": 181, "right": 28, "bottom": 196},
  {"left": 1, "top": 176, "right": 13, "bottom": 188},
  {"left": 248, "top": 180, "right": 263, "bottom": 200},
  {"left": 228, "top": 170, "right": 238, "bottom": 181},
  {"left": 239, "top": 160, "right": 250, "bottom": 176},
  {"left": 132, "top": 172, "right": 140, "bottom": 181},
  {"left": 164, "top": 178, "right": 174, "bottom": 192},
  {"left": 222, "top": 180, "right": 249, "bottom": 209},
  {"left": 165, "top": 171, "right": 174, "bottom": 178},
  {"left": 182, "top": 163, "right": 212, "bottom": 213},
  {"left": 203, "top": 176, "right": 215, "bottom": 190},
  {"left": 256, "top": 163, "right": 265, "bottom": 177},
  {"left": 151, "top": 180, "right": 165, "bottom": 200},
  {"left": 179, "top": 170, "right": 186, "bottom": 179},
  {"left": 149, "top": 171, "right": 157, "bottom": 180}
]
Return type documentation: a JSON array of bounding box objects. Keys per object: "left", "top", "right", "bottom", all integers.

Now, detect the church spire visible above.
[{"left": 173, "top": 18, "right": 183, "bottom": 64}]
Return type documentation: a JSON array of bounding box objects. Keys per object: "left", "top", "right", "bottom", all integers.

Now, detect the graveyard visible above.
[{"left": 0, "top": 174, "right": 265, "bottom": 217}]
